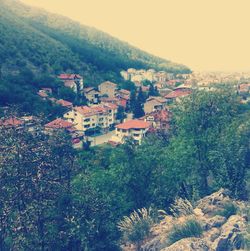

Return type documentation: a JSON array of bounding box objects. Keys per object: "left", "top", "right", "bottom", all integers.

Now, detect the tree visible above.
[
  {"left": 168, "top": 86, "right": 250, "bottom": 199},
  {"left": 133, "top": 87, "right": 145, "bottom": 118}
]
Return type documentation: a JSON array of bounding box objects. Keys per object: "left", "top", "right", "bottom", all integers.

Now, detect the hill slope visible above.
[{"left": 0, "top": 0, "right": 190, "bottom": 84}]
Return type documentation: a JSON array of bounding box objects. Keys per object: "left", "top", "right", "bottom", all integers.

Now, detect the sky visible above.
[{"left": 21, "top": 0, "right": 250, "bottom": 72}]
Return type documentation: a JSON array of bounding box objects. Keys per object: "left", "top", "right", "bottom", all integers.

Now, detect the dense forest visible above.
[
  {"left": 0, "top": 87, "right": 249, "bottom": 250},
  {"left": 0, "top": 0, "right": 190, "bottom": 115}
]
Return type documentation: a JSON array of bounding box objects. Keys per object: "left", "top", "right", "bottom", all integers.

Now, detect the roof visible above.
[
  {"left": 74, "top": 104, "right": 117, "bottom": 117},
  {"left": 99, "top": 81, "right": 117, "bottom": 88},
  {"left": 116, "top": 119, "right": 151, "bottom": 130},
  {"left": 38, "top": 90, "right": 48, "bottom": 98},
  {"left": 56, "top": 99, "right": 73, "bottom": 107},
  {"left": 118, "top": 89, "right": 130, "bottom": 95},
  {"left": 0, "top": 117, "right": 24, "bottom": 127},
  {"left": 143, "top": 109, "right": 172, "bottom": 122},
  {"left": 83, "top": 87, "right": 96, "bottom": 93},
  {"left": 45, "top": 118, "right": 74, "bottom": 129},
  {"left": 58, "top": 74, "right": 82, "bottom": 80},
  {"left": 165, "top": 89, "right": 192, "bottom": 99},
  {"left": 146, "top": 96, "right": 167, "bottom": 103}
]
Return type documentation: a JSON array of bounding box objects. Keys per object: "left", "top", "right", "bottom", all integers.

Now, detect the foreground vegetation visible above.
[{"left": 0, "top": 87, "right": 249, "bottom": 250}]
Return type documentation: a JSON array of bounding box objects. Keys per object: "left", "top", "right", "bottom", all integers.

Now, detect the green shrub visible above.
[
  {"left": 214, "top": 202, "right": 238, "bottom": 219},
  {"left": 168, "top": 218, "right": 203, "bottom": 245}
]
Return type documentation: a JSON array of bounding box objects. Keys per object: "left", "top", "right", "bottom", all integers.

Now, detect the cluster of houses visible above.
[
  {"left": 2, "top": 70, "right": 197, "bottom": 148},
  {"left": 35, "top": 72, "right": 195, "bottom": 147},
  {"left": 120, "top": 68, "right": 175, "bottom": 83}
]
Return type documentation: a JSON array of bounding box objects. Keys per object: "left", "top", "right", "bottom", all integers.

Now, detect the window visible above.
[
  {"left": 99, "top": 118, "right": 104, "bottom": 121},
  {"left": 92, "top": 124, "right": 95, "bottom": 127},
  {"left": 84, "top": 118, "right": 90, "bottom": 122},
  {"left": 133, "top": 133, "right": 140, "bottom": 137},
  {"left": 84, "top": 125, "right": 90, "bottom": 128}
]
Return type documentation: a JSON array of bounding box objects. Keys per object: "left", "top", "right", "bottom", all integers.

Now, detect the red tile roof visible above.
[
  {"left": 0, "top": 117, "right": 24, "bottom": 127},
  {"left": 45, "top": 118, "right": 74, "bottom": 129},
  {"left": 165, "top": 89, "right": 192, "bottom": 99},
  {"left": 58, "top": 74, "right": 82, "bottom": 80},
  {"left": 74, "top": 104, "right": 117, "bottom": 117},
  {"left": 56, "top": 99, "right": 73, "bottom": 108},
  {"left": 38, "top": 90, "right": 48, "bottom": 98},
  {"left": 116, "top": 119, "right": 151, "bottom": 130}
]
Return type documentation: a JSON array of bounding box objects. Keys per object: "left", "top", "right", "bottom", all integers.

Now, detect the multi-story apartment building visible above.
[{"left": 64, "top": 103, "right": 118, "bottom": 131}]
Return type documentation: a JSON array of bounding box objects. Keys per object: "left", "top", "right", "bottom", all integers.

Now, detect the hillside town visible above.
[{"left": 1, "top": 70, "right": 250, "bottom": 149}]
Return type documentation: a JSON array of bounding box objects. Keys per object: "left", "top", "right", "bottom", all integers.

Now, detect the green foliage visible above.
[
  {"left": 213, "top": 202, "right": 238, "bottom": 219},
  {"left": 167, "top": 219, "right": 203, "bottom": 245}
]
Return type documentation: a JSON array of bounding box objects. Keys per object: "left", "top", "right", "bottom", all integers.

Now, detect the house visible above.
[
  {"left": 41, "top": 88, "right": 52, "bottom": 95},
  {"left": 45, "top": 118, "right": 75, "bottom": 131},
  {"left": 56, "top": 99, "right": 73, "bottom": 109},
  {"left": 58, "top": 74, "right": 84, "bottom": 93},
  {"left": 110, "top": 119, "right": 151, "bottom": 144},
  {"left": 116, "top": 89, "right": 131, "bottom": 99},
  {"left": 238, "top": 83, "right": 250, "bottom": 94},
  {"left": 37, "top": 90, "right": 49, "bottom": 99},
  {"left": 44, "top": 118, "right": 84, "bottom": 148},
  {"left": 64, "top": 103, "right": 118, "bottom": 132},
  {"left": 165, "top": 89, "right": 192, "bottom": 102},
  {"left": 144, "top": 96, "right": 168, "bottom": 114},
  {"left": 100, "top": 97, "right": 128, "bottom": 109},
  {"left": 0, "top": 117, "right": 24, "bottom": 128},
  {"left": 83, "top": 87, "right": 100, "bottom": 104},
  {"left": 140, "top": 109, "right": 172, "bottom": 131},
  {"left": 98, "top": 81, "right": 118, "bottom": 98}
]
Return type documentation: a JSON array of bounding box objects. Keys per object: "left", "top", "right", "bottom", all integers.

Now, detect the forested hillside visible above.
[{"left": 0, "top": 0, "right": 190, "bottom": 82}]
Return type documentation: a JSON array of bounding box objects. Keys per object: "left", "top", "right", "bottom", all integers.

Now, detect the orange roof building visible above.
[{"left": 112, "top": 119, "right": 151, "bottom": 144}]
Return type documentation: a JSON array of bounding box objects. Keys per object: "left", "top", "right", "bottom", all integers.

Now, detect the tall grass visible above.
[{"left": 168, "top": 218, "right": 203, "bottom": 245}]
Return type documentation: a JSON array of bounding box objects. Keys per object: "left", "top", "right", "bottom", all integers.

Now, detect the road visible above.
[{"left": 88, "top": 130, "right": 115, "bottom": 146}]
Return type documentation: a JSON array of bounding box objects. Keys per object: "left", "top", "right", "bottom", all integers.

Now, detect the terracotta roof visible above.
[
  {"left": 165, "top": 89, "right": 192, "bottom": 99},
  {"left": 146, "top": 96, "right": 167, "bottom": 103},
  {"left": 45, "top": 118, "right": 74, "bottom": 129},
  {"left": 56, "top": 99, "right": 73, "bottom": 107},
  {"left": 116, "top": 119, "right": 151, "bottom": 130},
  {"left": 38, "top": 90, "right": 48, "bottom": 98},
  {"left": 58, "top": 74, "right": 82, "bottom": 80},
  {"left": 0, "top": 117, "right": 24, "bottom": 127},
  {"left": 74, "top": 104, "right": 116, "bottom": 117}
]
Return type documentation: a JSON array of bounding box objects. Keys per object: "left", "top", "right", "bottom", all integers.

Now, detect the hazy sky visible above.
[{"left": 21, "top": 0, "right": 250, "bottom": 72}]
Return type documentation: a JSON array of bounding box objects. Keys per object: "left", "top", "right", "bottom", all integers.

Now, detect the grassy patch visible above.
[
  {"left": 213, "top": 202, "right": 238, "bottom": 219},
  {"left": 168, "top": 219, "right": 203, "bottom": 245}
]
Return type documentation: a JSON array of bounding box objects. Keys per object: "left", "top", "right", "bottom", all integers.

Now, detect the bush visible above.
[
  {"left": 117, "top": 208, "right": 154, "bottom": 250},
  {"left": 170, "top": 197, "right": 194, "bottom": 217},
  {"left": 168, "top": 218, "right": 203, "bottom": 245},
  {"left": 213, "top": 202, "right": 238, "bottom": 219}
]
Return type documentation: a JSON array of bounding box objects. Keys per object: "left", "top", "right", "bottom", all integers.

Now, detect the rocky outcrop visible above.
[{"left": 125, "top": 189, "right": 249, "bottom": 251}]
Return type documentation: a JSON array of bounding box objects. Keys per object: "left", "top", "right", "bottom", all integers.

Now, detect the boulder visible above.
[
  {"left": 212, "top": 215, "right": 247, "bottom": 251},
  {"left": 204, "top": 215, "right": 227, "bottom": 230},
  {"left": 196, "top": 189, "right": 232, "bottom": 216},
  {"left": 161, "top": 237, "right": 212, "bottom": 251}
]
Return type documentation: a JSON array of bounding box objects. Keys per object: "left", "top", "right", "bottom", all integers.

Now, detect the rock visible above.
[
  {"left": 196, "top": 189, "right": 231, "bottom": 216},
  {"left": 203, "top": 227, "right": 221, "bottom": 242},
  {"left": 194, "top": 208, "right": 204, "bottom": 217},
  {"left": 204, "top": 215, "right": 227, "bottom": 230},
  {"left": 161, "top": 238, "right": 212, "bottom": 251},
  {"left": 212, "top": 215, "right": 247, "bottom": 251}
]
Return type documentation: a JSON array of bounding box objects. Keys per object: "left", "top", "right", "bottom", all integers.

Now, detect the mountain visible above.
[
  {"left": 0, "top": 0, "right": 190, "bottom": 83},
  {"left": 0, "top": 0, "right": 190, "bottom": 115}
]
